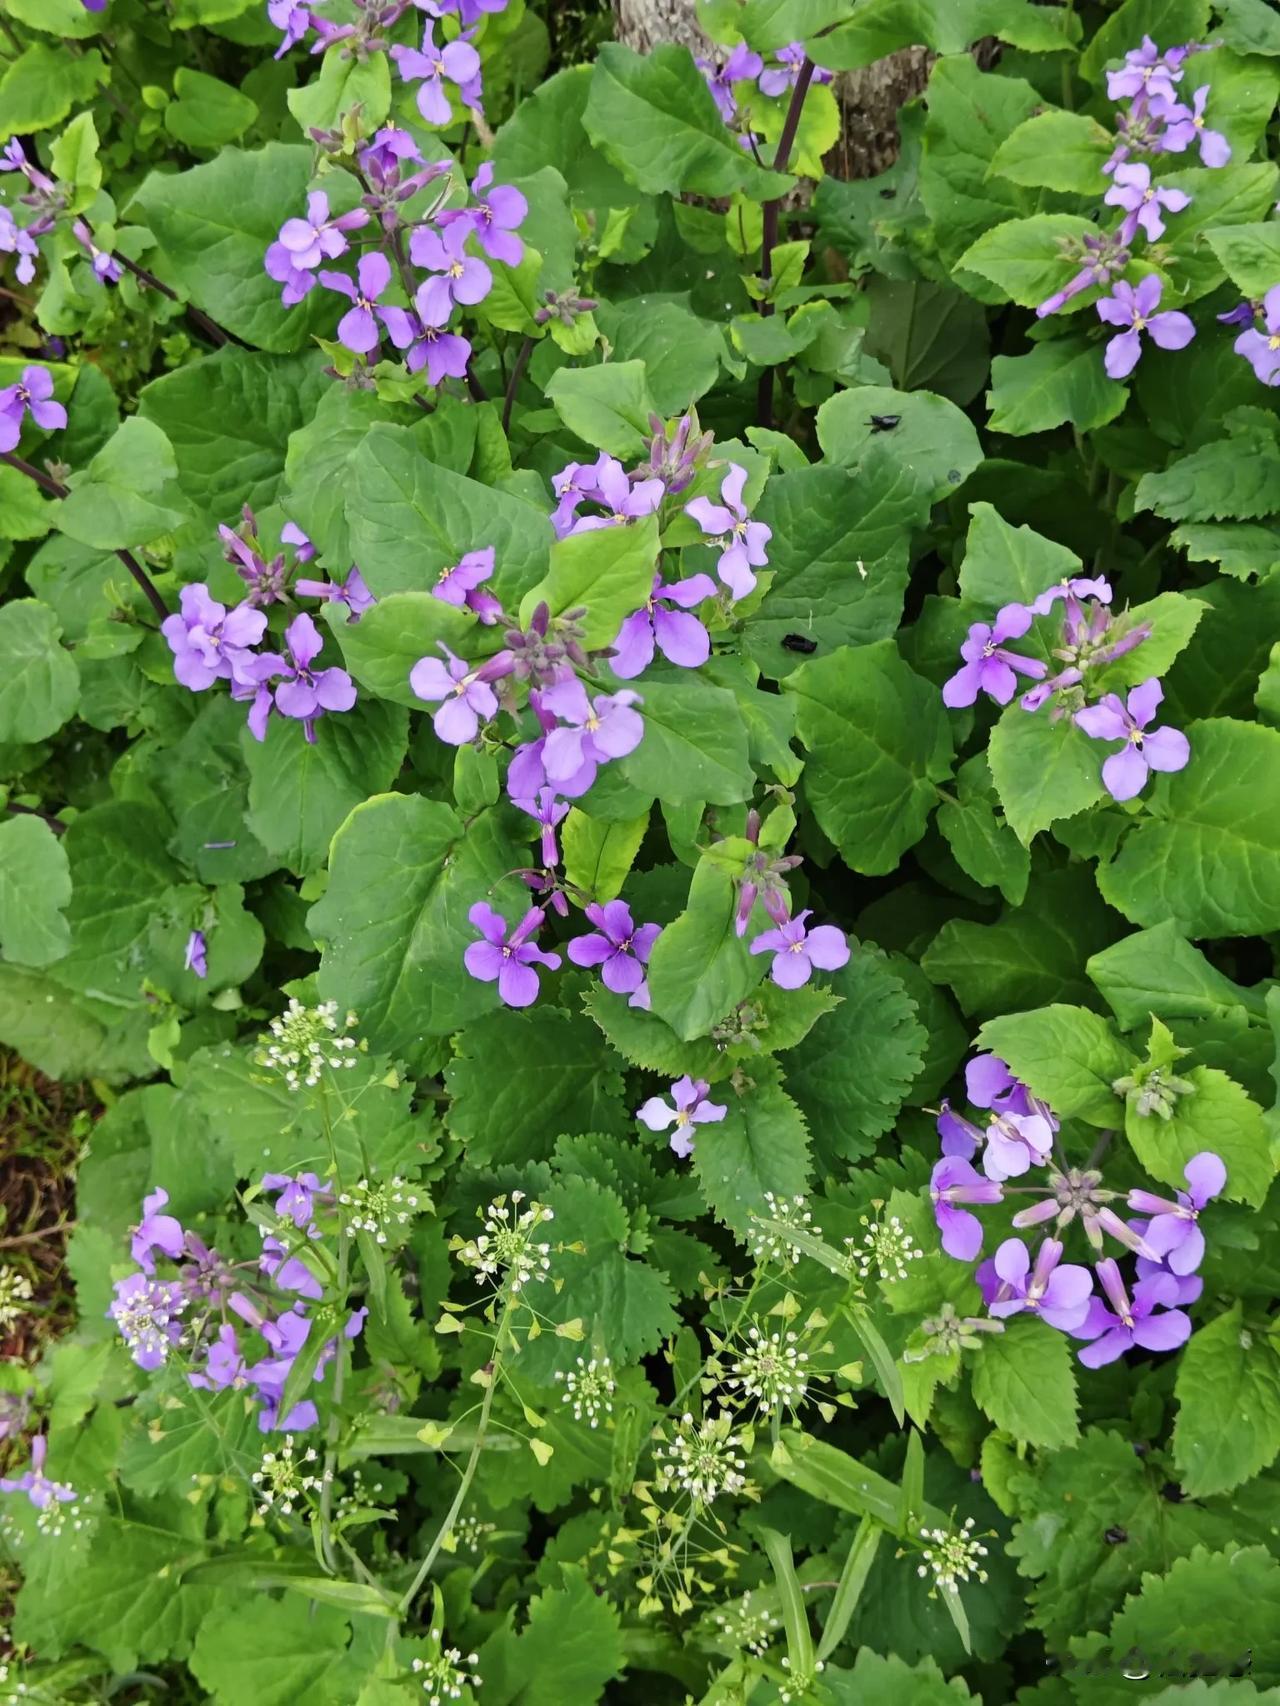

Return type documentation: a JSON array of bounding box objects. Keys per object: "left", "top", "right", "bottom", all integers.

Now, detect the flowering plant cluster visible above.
[{"left": 1, "top": 0, "right": 1280, "bottom": 1701}]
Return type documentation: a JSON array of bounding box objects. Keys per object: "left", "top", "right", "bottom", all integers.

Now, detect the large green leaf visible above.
[
  {"left": 1173, "top": 1304, "right": 1280, "bottom": 1498},
  {"left": 976, "top": 1003, "right": 1134, "bottom": 1125},
  {"left": 971, "top": 1316, "right": 1079, "bottom": 1451},
  {"left": 786, "top": 641, "right": 953, "bottom": 874},
  {"left": 189, "top": 1598, "right": 368, "bottom": 1706},
  {"left": 646, "top": 848, "right": 765, "bottom": 1040},
  {"left": 1125, "top": 1064, "right": 1273, "bottom": 1207},
  {"left": 520, "top": 516, "right": 659, "bottom": 649},
  {"left": 0, "top": 814, "right": 71, "bottom": 967},
  {"left": 988, "top": 708, "right": 1108, "bottom": 845},
  {"left": 692, "top": 1066, "right": 812, "bottom": 1236},
  {"left": 543, "top": 361, "right": 657, "bottom": 459},
  {"left": 0, "top": 600, "right": 79, "bottom": 743},
  {"left": 55, "top": 418, "right": 192, "bottom": 550},
  {"left": 918, "top": 55, "right": 1040, "bottom": 271},
  {"left": 618, "top": 672, "right": 756, "bottom": 805}
]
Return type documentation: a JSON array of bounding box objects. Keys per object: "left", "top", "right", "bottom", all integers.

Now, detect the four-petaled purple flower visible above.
[
  {"left": 570, "top": 455, "right": 664, "bottom": 534},
  {"left": 1073, "top": 1257, "right": 1191, "bottom": 1366},
  {"left": 273, "top": 192, "right": 369, "bottom": 275},
  {"left": 391, "top": 23, "right": 481, "bottom": 127},
  {"left": 162, "top": 584, "right": 267, "bottom": 691},
  {"left": 930, "top": 1156, "right": 1004, "bottom": 1262},
  {"left": 539, "top": 678, "right": 645, "bottom": 786},
  {"left": 253, "top": 613, "right": 357, "bottom": 744},
  {"left": 1154, "top": 85, "right": 1230, "bottom": 166},
  {"left": 132, "top": 1186, "right": 185, "bottom": 1274},
  {"left": 1104, "top": 162, "right": 1192, "bottom": 244},
  {"left": 295, "top": 566, "right": 375, "bottom": 623},
  {"left": 749, "top": 910, "right": 850, "bottom": 989},
  {"left": 464, "top": 901, "right": 561, "bottom": 1007},
  {"left": 942, "top": 604, "right": 1047, "bottom": 707},
  {"left": 319, "top": 252, "right": 413, "bottom": 356},
  {"left": 1105, "top": 36, "right": 1182, "bottom": 105},
  {"left": 431, "top": 546, "right": 501, "bottom": 623},
  {"left": 411, "top": 221, "right": 493, "bottom": 324},
  {"left": 1127, "top": 1150, "right": 1225, "bottom": 1275},
  {"left": 979, "top": 1237, "right": 1094, "bottom": 1332},
  {"left": 410, "top": 644, "right": 512, "bottom": 744},
  {"left": 685, "top": 464, "right": 771, "bottom": 600},
  {"left": 440, "top": 162, "right": 528, "bottom": 267},
  {"left": 697, "top": 44, "right": 765, "bottom": 122},
  {"left": 405, "top": 318, "right": 473, "bottom": 386},
  {"left": 1074, "top": 677, "right": 1190, "bottom": 801},
  {"left": 0, "top": 1436, "right": 78, "bottom": 1512},
  {"left": 568, "top": 900, "right": 661, "bottom": 1007},
  {"left": 262, "top": 1170, "right": 327, "bottom": 1232},
  {"left": 637, "top": 1075, "right": 727, "bottom": 1159},
  {"left": 267, "top": 0, "right": 311, "bottom": 55},
  {"left": 610, "top": 572, "right": 716, "bottom": 678},
  {"left": 1233, "top": 285, "right": 1280, "bottom": 386},
  {"left": 0, "top": 207, "right": 39, "bottom": 287},
  {"left": 0, "top": 365, "right": 65, "bottom": 453},
  {"left": 185, "top": 929, "right": 208, "bottom": 979}
]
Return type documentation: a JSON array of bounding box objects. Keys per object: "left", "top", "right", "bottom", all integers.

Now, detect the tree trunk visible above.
[{"left": 611, "top": 0, "right": 933, "bottom": 179}]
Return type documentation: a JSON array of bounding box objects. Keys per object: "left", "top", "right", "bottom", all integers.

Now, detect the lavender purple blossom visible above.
[
  {"left": 567, "top": 900, "right": 661, "bottom": 1008},
  {"left": 685, "top": 465, "right": 771, "bottom": 601},
  {"left": 1074, "top": 678, "right": 1190, "bottom": 801},
  {"left": 748, "top": 910, "right": 849, "bottom": 989},
  {"left": 0, "top": 365, "right": 65, "bottom": 452},
  {"left": 464, "top": 902, "right": 561, "bottom": 1007},
  {"left": 1233, "top": 287, "right": 1280, "bottom": 385},
  {"left": 637, "top": 1075, "right": 727, "bottom": 1159}
]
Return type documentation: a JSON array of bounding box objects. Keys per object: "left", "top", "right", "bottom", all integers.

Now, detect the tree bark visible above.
[{"left": 612, "top": 0, "right": 711, "bottom": 57}]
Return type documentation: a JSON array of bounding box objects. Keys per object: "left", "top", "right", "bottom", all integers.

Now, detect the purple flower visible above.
[
  {"left": 295, "top": 565, "right": 375, "bottom": 623},
  {"left": 749, "top": 910, "right": 850, "bottom": 990},
  {"left": 567, "top": 900, "right": 661, "bottom": 1005},
  {"left": 255, "top": 613, "right": 357, "bottom": 743},
  {"left": 610, "top": 572, "right": 716, "bottom": 678},
  {"left": 319, "top": 252, "right": 413, "bottom": 357},
  {"left": 260, "top": 1233, "right": 323, "bottom": 1299},
  {"left": 758, "top": 43, "right": 831, "bottom": 96},
  {"left": 131, "top": 1187, "right": 185, "bottom": 1274},
  {"left": 550, "top": 460, "right": 599, "bottom": 537},
  {"left": 1233, "top": 285, "right": 1280, "bottom": 386},
  {"left": 265, "top": 242, "right": 316, "bottom": 308},
  {"left": 965, "top": 1053, "right": 1026, "bottom": 1112},
  {"left": 1035, "top": 232, "right": 1131, "bottom": 320},
  {"left": 1105, "top": 36, "right": 1183, "bottom": 105},
  {"left": 281, "top": 521, "right": 316, "bottom": 563},
  {"left": 1104, "top": 162, "right": 1191, "bottom": 244},
  {"left": 410, "top": 644, "right": 511, "bottom": 744},
  {"left": 464, "top": 901, "right": 561, "bottom": 1007},
  {"left": 636, "top": 1075, "right": 727, "bottom": 1159},
  {"left": 1134, "top": 1233, "right": 1204, "bottom": 1305},
  {"left": 391, "top": 23, "right": 481, "bottom": 127},
  {"left": 184, "top": 930, "right": 208, "bottom": 979},
  {"left": 569, "top": 454, "right": 665, "bottom": 534},
  {"left": 697, "top": 44, "right": 765, "bottom": 122},
  {"left": 161, "top": 584, "right": 268, "bottom": 692},
  {"left": 275, "top": 192, "right": 370, "bottom": 275},
  {"left": 942, "top": 604, "right": 1047, "bottom": 707},
  {"left": 540, "top": 677, "right": 644, "bottom": 783},
  {"left": 241, "top": 1303, "right": 319, "bottom": 1431},
  {"left": 267, "top": 0, "right": 311, "bottom": 55},
  {"left": 0, "top": 207, "right": 38, "bottom": 286},
  {"left": 422, "top": 0, "right": 508, "bottom": 23},
  {"left": 1074, "top": 678, "right": 1190, "bottom": 801},
  {"left": 1073, "top": 1258, "right": 1191, "bottom": 1366},
  {"left": 1219, "top": 299, "right": 1260, "bottom": 330},
  {"left": 71, "top": 219, "right": 121, "bottom": 285},
  {"left": 1154, "top": 85, "right": 1230, "bottom": 167},
  {"left": 262, "top": 1171, "right": 328, "bottom": 1232},
  {"left": 942, "top": 1098, "right": 1054, "bottom": 1181},
  {"left": 513, "top": 785, "right": 569, "bottom": 867},
  {"left": 1030, "top": 576, "right": 1113, "bottom": 617},
  {"left": 979, "top": 1237, "right": 1094, "bottom": 1332},
  {"left": 404, "top": 317, "right": 473, "bottom": 385},
  {"left": 0, "top": 365, "right": 65, "bottom": 454},
  {"left": 440, "top": 162, "right": 527, "bottom": 267},
  {"left": 1127, "top": 1150, "right": 1225, "bottom": 1275},
  {"left": 930, "top": 1156, "right": 1003, "bottom": 1262},
  {"left": 411, "top": 221, "right": 493, "bottom": 324},
  {"left": 0, "top": 1436, "right": 78, "bottom": 1512},
  {"left": 685, "top": 464, "right": 771, "bottom": 600},
  {"left": 191, "top": 1324, "right": 248, "bottom": 1392},
  {"left": 109, "top": 1273, "right": 186, "bottom": 1371},
  {"left": 432, "top": 546, "right": 501, "bottom": 622}
]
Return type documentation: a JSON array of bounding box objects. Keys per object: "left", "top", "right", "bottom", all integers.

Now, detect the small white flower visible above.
[
  {"left": 916, "top": 1517, "right": 989, "bottom": 1595},
  {"left": 337, "top": 1175, "right": 422, "bottom": 1243},
  {"left": 554, "top": 1357, "right": 616, "bottom": 1427},
  {"left": 0, "top": 1266, "right": 33, "bottom": 1330},
  {"left": 250, "top": 1435, "right": 322, "bottom": 1516},
  {"left": 411, "top": 1642, "right": 481, "bottom": 1704},
  {"left": 726, "top": 1324, "right": 809, "bottom": 1415},
  {"left": 654, "top": 1412, "right": 748, "bottom": 1506},
  {"left": 711, "top": 1590, "right": 780, "bottom": 1657},
  {"left": 846, "top": 1209, "right": 923, "bottom": 1283},
  {"left": 455, "top": 1193, "right": 554, "bottom": 1293},
  {"left": 257, "top": 998, "right": 360, "bottom": 1091},
  {"left": 748, "top": 1193, "right": 821, "bottom": 1268}
]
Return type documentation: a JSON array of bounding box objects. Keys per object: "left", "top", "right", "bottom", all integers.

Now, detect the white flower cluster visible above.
[
  {"left": 456, "top": 1193, "right": 554, "bottom": 1293},
  {"left": 452, "top": 1514, "right": 496, "bottom": 1556},
  {"left": 337, "top": 1175, "right": 422, "bottom": 1243},
  {"left": 748, "top": 1192, "right": 821, "bottom": 1269},
  {"left": 654, "top": 1412, "right": 748, "bottom": 1506},
  {"left": 917, "top": 1517, "right": 990, "bottom": 1595},
  {"left": 554, "top": 1356, "right": 616, "bottom": 1427},
  {"left": 411, "top": 1645, "right": 481, "bottom": 1705},
  {"left": 259, "top": 998, "right": 359, "bottom": 1090},
  {"left": 0, "top": 1266, "right": 33, "bottom": 1330},
  {"left": 251, "top": 1436, "right": 322, "bottom": 1515},
  {"left": 779, "top": 1655, "right": 827, "bottom": 1703},
  {"left": 727, "top": 1324, "right": 809, "bottom": 1415},
  {"left": 710, "top": 1590, "right": 780, "bottom": 1657},
  {"left": 847, "top": 1211, "right": 924, "bottom": 1284}
]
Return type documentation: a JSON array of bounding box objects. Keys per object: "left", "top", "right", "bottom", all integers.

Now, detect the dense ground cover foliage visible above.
[{"left": 2, "top": 0, "right": 1280, "bottom": 1698}]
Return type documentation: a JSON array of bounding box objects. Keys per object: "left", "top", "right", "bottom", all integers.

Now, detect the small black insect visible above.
[
  {"left": 878, "top": 187, "right": 897, "bottom": 200},
  {"left": 868, "top": 414, "right": 901, "bottom": 432},
  {"left": 1160, "top": 1481, "right": 1187, "bottom": 1503},
  {"left": 782, "top": 633, "right": 818, "bottom": 654},
  {"left": 1104, "top": 1527, "right": 1128, "bottom": 1546}
]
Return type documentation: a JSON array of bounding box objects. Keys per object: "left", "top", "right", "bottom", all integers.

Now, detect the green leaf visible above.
[
  {"left": 345, "top": 423, "right": 552, "bottom": 601},
  {"left": 562, "top": 808, "right": 649, "bottom": 904},
  {"left": 326, "top": 592, "right": 474, "bottom": 709},
  {"left": 286, "top": 48, "right": 391, "bottom": 135},
  {"left": 987, "top": 339, "right": 1129, "bottom": 436},
  {"left": 311, "top": 793, "right": 527, "bottom": 1067},
  {"left": 816, "top": 386, "right": 983, "bottom": 504},
  {"left": 0, "top": 815, "right": 71, "bottom": 967},
  {"left": 1173, "top": 1304, "right": 1280, "bottom": 1498},
  {"left": 1091, "top": 590, "right": 1205, "bottom": 693},
  {"left": 738, "top": 0, "right": 850, "bottom": 51},
  {"left": 957, "top": 214, "right": 1102, "bottom": 309},
  {"left": 958, "top": 502, "right": 1080, "bottom": 609},
  {"left": 128, "top": 144, "right": 339, "bottom": 353},
  {"left": 646, "top": 849, "right": 765, "bottom": 1040},
  {"left": 493, "top": 65, "right": 642, "bottom": 210},
  {"left": 971, "top": 1316, "right": 1079, "bottom": 1451},
  {"left": 0, "top": 600, "right": 79, "bottom": 744},
  {"left": 862, "top": 277, "right": 990, "bottom": 405},
  {"left": 917, "top": 56, "right": 1041, "bottom": 272},
  {"left": 5, "top": 0, "right": 102, "bottom": 37},
  {"left": 595, "top": 298, "right": 723, "bottom": 415},
  {"left": 1078, "top": 0, "right": 1210, "bottom": 85},
  {"left": 582, "top": 44, "right": 792, "bottom": 200},
  {"left": 782, "top": 952, "right": 925, "bottom": 1162},
  {"left": 445, "top": 1007, "right": 628, "bottom": 1165},
  {"left": 50, "top": 111, "right": 101, "bottom": 213},
  {"left": 692, "top": 1067, "right": 812, "bottom": 1236},
  {"left": 1136, "top": 424, "right": 1280, "bottom": 522},
  {"left": 0, "top": 43, "right": 107, "bottom": 139},
  {"left": 990, "top": 110, "right": 1115, "bottom": 193},
  {"left": 1217, "top": 0, "right": 1280, "bottom": 54},
  {"left": 987, "top": 708, "right": 1107, "bottom": 845},
  {"left": 1173, "top": 521, "right": 1280, "bottom": 581},
  {"left": 1087, "top": 920, "right": 1268, "bottom": 1030},
  {"left": 1097, "top": 718, "right": 1280, "bottom": 938},
  {"left": 618, "top": 673, "right": 755, "bottom": 806},
  {"left": 976, "top": 1003, "right": 1133, "bottom": 1125},
  {"left": 1161, "top": 161, "right": 1280, "bottom": 302},
  {"left": 488, "top": 1566, "right": 624, "bottom": 1706},
  {"left": 543, "top": 360, "right": 657, "bottom": 459},
  {"left": 190, "top": 1598, "right": 368, "bottom": 1705},
  {"left": 56, "top": 418, "right": 192, "bottom": 550},
  {"left": 786, "top": 640, "right": 953, "bottom": 874},
  {"left": 520, "top": 515, "right": 658, "bottom": 648},
  {"left": 243, "top": 699, "right": 408, "bottom": 876},
  {"left": 164, "top": 66, "right": 258, "bottom": 149},
  {"left": 1125, "top": 1064, "right": 1273, "bottom": 1208},
  {"left": 814, "top": 0, "right": 1072, "bottom": 69},
  {"left": 1205, "top": 223, "right": 1280, "bottom": 298},
  {"left": 936, "top": 791, "right": 1029, "bottom": 906}
]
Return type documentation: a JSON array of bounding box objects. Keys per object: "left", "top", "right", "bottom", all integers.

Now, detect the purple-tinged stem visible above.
[{"left": 756, "top": 56, "right": 816, "bottom": 430}]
